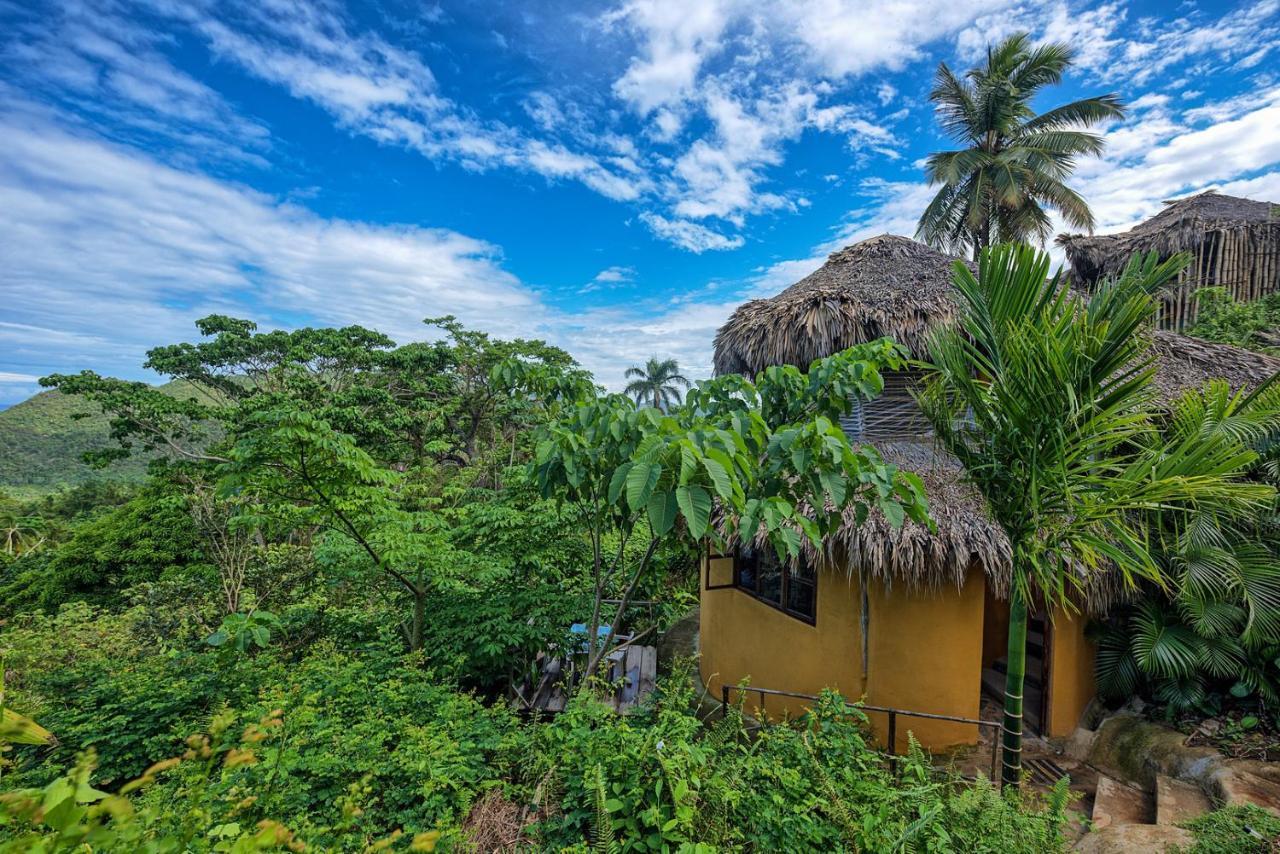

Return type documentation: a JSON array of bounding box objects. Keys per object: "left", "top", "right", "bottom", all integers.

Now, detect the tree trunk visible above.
[
  {"left": 1001, "top": 590, "right": 1029, "bottom": 788},
  {"left": 410, "top": 588, "right": 426, "bottom": 652}
]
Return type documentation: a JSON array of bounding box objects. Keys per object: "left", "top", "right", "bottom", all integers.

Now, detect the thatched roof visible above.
[
  {"left": 713, "top": 233, "right": 1280, "bottom": 612},
  {"left": 808, "top": 442, "right": 1011, "bottom": 594},
  {"left": 714, "top": 234, "right": 970, "bottom": 376},
  {"left": 1150, "top": 331, "right": 1280, "bottom": 404},
  {"left": 1057, "top": 191, "right": 1280, "bottom": 284}
]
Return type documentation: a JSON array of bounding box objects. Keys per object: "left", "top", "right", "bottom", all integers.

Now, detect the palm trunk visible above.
[{"left": 1001, "top": 589, "right": 1028, "bottom": 787}]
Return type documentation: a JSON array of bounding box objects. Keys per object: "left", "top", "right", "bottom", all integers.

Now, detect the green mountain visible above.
[{"left": 0, "top": 383, "right": 198, "bottom": 491}]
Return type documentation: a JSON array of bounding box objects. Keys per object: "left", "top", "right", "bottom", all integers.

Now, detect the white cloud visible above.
[
  {"left": 1067, "top": 88, "right": 1280, "bottom": 234},
  {"left": 0, "top": 109, "right": 727, "bottom": 398},
  {"left": 594, "top": 266, "right": 635, "bottom": 283},
  {"left": 145, "top": 0, "right": 650, "bottom": 204},
  {"left": 2, "top": 0, "right": 270, "bottom": 163},
  {"left": 0, "top": 110, "right": 544, "bottom": 384},
  {"left": 956, "top": 0, "right": 1280, "bottom": 86},
  {"left": 605, "top": 0, "right": 735, "bottom": 115},
  {"left": 639, "top": 212, "right": 746, "bottom": 252},
  {"left": 580, "top": 265, "right": 638, "bottom": 293}
]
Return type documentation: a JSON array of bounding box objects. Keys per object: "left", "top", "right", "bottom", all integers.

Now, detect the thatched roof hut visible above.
[
  {"left": 714, "top": 235, "right": 969, "bottom": 375},
  {"left": 713, "top": 233, "right": 1280, "bottom": 609},
  {"left": 1057, "top": 191, "right": 1280, "bottom": 330}
]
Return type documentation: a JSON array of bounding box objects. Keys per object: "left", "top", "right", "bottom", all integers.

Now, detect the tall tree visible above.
[
  {"left": 623, "top": 358, "right": 690, "bottom": 411},
  {"left": 40, "top": 315, "right": 568, "bottom": 651},
  {"left": 916, "top": 33, "right": 1124, "bottom": 258},
  {"left": 919, "top": 244, "right": 1273, "bottom": 786},
  {"left": 501, "top": 340, "right": 929, "bottom": 682}
]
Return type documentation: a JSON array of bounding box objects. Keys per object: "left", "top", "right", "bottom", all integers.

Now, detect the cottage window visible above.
[{"left": 733, "top": 544, "right": 816, "bottom": 623}]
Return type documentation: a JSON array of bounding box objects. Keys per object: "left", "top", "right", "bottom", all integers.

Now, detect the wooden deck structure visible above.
[
  {"left": 512, "top": 599, "right": 661, "bottom": 714},
  {"left": 516, "top": 643, "right": 658, "bottom": 714}
]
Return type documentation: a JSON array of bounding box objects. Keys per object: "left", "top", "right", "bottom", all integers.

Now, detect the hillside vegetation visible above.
[{"left": 0, "top": 382, "right": 207, "bottom": 491}]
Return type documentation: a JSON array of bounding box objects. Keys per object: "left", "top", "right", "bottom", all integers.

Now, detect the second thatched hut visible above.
[{"left": 1058, "top": 190, "right": 1280, "bottom": 330}]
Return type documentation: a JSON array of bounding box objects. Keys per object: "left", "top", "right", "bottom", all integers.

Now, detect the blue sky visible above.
[{"left": 1, "top": 0, "right": 1278, "bottom": 406}]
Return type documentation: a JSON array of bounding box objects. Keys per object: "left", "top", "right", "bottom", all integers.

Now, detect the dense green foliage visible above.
[
  {"left": 1188, "top": 288, "right": 1280, "bottom": 355},
  {"left": 7, "top": 287, "right": 1266, "bottom": 850},
  {"left": 505, "top": 339, "right": 928, "bottom": 678},
  {"left": 1094, "top": 381, "right": 1280, "bottom": 715},
  {"left": 0, "top": 479, "right": 206, "bottom": 614}
]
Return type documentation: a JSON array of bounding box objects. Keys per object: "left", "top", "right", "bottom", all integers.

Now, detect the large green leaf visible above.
[
  {"left": 701, "top": 455, "right": 733, "bottom": 500},
  {"left": 607, "top": 462, "right": 633, "bottom": 505},
  {"left": 675, "top": 485, "right": 712, "bottom": 540},
  {"left": 1, "top": 707, "right": 53, "bottom": 745},
  {"left": 647, "top": 490, "right": 678, "bottom": 536},
  {"left": 625, "top": 462, "right": 660, "bottom": 511}
]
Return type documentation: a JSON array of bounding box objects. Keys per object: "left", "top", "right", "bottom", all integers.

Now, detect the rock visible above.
[
  {"left": 1196, "top": 719, "right": 1222, "bottom": 737},
  {"left": 656, "top": 609, "right": 698, "bottom": 672},
  {"left": 1088, "top": 713, "right": 1219, "bottom": 788},
  {"left": 1065, "top": 726, "right": 1097, "bottom": 762},
  {"left": 1073, "top": 824, "right": 1194, "bottom": 853},
  {"left": 1212, "top": 766, "right": 1280, "bottom": 816},
  {"left": 1230, "top": 759, "right": 1280, "bottom": 787}
]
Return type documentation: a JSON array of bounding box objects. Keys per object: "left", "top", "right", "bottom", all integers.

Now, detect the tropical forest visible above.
[{"left": 3, "top": 5, "right": 1280, "bottom": 854}]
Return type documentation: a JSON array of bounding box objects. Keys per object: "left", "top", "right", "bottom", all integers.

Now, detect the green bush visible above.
[
  {"left": 1188, "top": 288, "right": 1280, "bottom": 354},
  {"left": 0, "top": 482, "right": 206, "bottom": 615},
  {"left": 522, "top": 673, "right": 1074, "bottom": 852}
]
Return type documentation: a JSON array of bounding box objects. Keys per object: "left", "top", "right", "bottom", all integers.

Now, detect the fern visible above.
[{"left": 590, "top": 764, "right": 619, "bottom": 854}]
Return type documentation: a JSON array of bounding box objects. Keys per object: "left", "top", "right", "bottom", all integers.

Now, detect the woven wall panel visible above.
[{"left": 841, "top": 369, "right": 933, "bottom": 442}]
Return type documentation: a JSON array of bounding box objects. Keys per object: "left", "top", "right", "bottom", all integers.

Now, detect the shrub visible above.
[{"left": 1177, "top": 803, "right": 1280, "bottom": 853}]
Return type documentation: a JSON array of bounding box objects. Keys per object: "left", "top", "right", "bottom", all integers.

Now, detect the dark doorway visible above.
[{"left": 981, "top": 590, "right": 1051, "bottom": 735}]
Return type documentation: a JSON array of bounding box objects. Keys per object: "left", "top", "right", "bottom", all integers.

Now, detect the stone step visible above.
[
  {"left": 1091, "top": 775, "right": 1154, "bottom": 830},
  {"left": 1156, "top": 774, "right": 1212, "bottom": 826},
  {"left": 1074, "top": 824, "right": 1193, "bottom": 853},
  {"left": 981, "top": 668, "right": 1043, "bottom": 730},
  {"left": 1026, "top": 629, "right": 1046, "bottom": 653},
  {"left": 1215, "top": 767, "right": 1280, "bottom": 816}
]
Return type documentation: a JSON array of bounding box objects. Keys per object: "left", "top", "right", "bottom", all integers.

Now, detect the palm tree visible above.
[
  {"left": 916, "top": 33, "right": 1125, "bottom": 258},
  {"left": 1095, "top": 380, "right": 1280, "bottom": 712},
  {"left": 919, "top": 244, "right": 1273, "bottom": 786},
  {"left": 624, "top": 358, "right": 690, "bottom": 411},
  {"left": 0, "top": 512, "right": 45, "bottom": 557}
]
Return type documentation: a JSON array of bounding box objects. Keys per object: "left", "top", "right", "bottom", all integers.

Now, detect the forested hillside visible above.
[{"left": 0, "top": 382, "right": 209, "bottom": 491}]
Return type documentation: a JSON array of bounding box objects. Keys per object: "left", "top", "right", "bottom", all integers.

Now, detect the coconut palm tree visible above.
[
  {"left": 919, "top": 244, "right": 1274, "bottom": 786},
  {"left": 0, "top": 512, "right": 45, "bottom": 557},
  {"left": 624, "top": 358, "right": 690, "bottom": 411},
  {"left": 916, "top": 33, "right": 1125, "bottom": 258}
]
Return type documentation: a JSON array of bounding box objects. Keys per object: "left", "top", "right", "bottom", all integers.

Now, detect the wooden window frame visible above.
[
  {"left": 730, "top": 545, "right": 817, "bottom": 625},
  {"left": 705, "top": 549, "right": 735, "bottom": 590}
]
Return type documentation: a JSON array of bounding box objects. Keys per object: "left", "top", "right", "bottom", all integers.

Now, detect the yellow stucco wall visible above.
[
  {"left": 700, "top": 554, "right": 863, "bottom": 723},
  {"left": 863, "top": 569, "right": 986, "bottom": 752},
  {"left": 700, "top": 554, "right": 987, "bottom": 752},
  {"left": 1045, "top": 608, "right": 1096, "bottom": 738}
]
